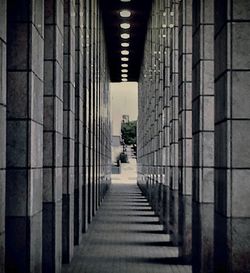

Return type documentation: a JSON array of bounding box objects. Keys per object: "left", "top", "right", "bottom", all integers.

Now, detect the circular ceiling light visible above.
[
  {"left": 122, "top": 78, "right": 128, "bottom": 82},
  {"left": 121, "top": 63, "right": 128, "bottom": 67},
  {"left": 121, "top": 74, "right": 128, "bottom": 78},
  {"left": 121, "top": 42, "right": 129, "bottom": 47},
  {"left": 120, "top": 10, "right": 131, "bottom": 17},
  {"left": 121, "top": 57, "right": 129, "bottom": 61},
  {"left": 121, "top": 33, "right": 130, "bottom": 39},
  {"left": 120, "top": 23, "right": 130, "bottom": 29},
  {"left": 121, "top": 69, "right": 128, "bottom": 73},
  {"left": 121, "top": 50, "right": 129, "bottom": 55},
  {"left": 121, "top": 0, "right": 131, "bottom": 2}
]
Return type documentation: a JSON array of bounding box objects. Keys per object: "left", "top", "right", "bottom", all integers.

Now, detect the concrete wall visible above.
[
  {"left": 0, "top": 0, "right": 6, "bottom": 271},
  {"left": 214, "top": 1, "right": 250, "bottom": 272},
  {"left": 138, "top": 0, "right": 250, "bottom": 272},
  {"left": 0, "top": 0, "right": 111, "bottom": 272}
]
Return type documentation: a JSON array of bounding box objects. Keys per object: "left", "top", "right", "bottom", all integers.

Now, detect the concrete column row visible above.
[
  {"left": 0, "top": 0, "right": 111, "bottom": 272},
  {"left": 178, "top": 0, "right": 192, "bottom": 262},
  {"left": 214, "top": 1, "right": 250, "bottom": 272},
  {"left": 192, "top": 1, "right": 215, "bottom": 272},
  {"left": 6, "top": 1, "right": 44, "bottom": 271},
  {"left": 0, "top": 0, "right": 6, "bottom": 271},
  {"left": 43, "top": 0, "right": 64, "bottom": 271},
  {"left": 138, "top": 0, "right": 250, "bottom": 272}
]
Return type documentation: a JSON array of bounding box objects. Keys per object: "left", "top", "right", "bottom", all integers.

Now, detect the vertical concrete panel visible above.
[
  {"left": 162, "top": 0, "right": 171, "bottom": 234},
  {"left": 169, "top": 0, "right": 180, "bottom": 246},
  {"left": 74, "top": 0, "right": 84, "bottom": 245},
  {"left": 82, "top": 0, "right": 89, "bottom": 233},
  {"left": 137, "top": 0, "right": 173, "bottom": 235},
  {"left": 137, "top": 0, "right": 154, "bottom": 210},
  {"left": 43, "top": 0, "right": 64, "bottom": 271},
  {"left": 6, "top": 0, "right": 44, "bottom": 271},
  {"left": 192, "top": 0, "right": 215, "bottom": 272},
  {"left": 92, "top": 0, "right": 97, "bottom": 216},
  {"left": 62, "top": 0, "right": 75, "bottom": 263},
  {"left": 0, "top": 0, "right": 6, "bottom": 271},
  {"left": 214, "top": 0, "right": 250, "bottom": 272},
  {"left": 87, "top": 0, "right": 93, "bottom": 224},
  {"left": 178, "top": 0, "right": 192, "bottom": 262}
]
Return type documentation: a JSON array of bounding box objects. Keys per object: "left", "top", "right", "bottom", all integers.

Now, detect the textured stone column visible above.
[
  {"left": 192, "top": 0, "right": 215, "bottom": 272},
  {"left": 6, "top": 0, "right": 44, "bottom": 271},
  {"left": 0, "top": 0, "right": 6, "bottom": 271},
  {"left": 151, "top": 0, "right": 160, "bottom": 215},
  {"left": 96, "top": 13, "right": 101, "bottom": 209},
  {"left": 62, "top": 0, "right": 75, "bottom": 263},
  {"left": 88, "top": 0, "right": 94, "bottom": 223},
  {"left": 214, "top": 1, "right": 250, "bottom": 272},
  {"left": 91, "top": 0, "right": 98, "bottom": 216},
  {"left": 82, "top": 0, "right": 89, "bottom": 233},
  {"left": 74, "top": 0, "right": 84, "bottom": 245},
  {"left": 169, "top": 0, "right": 180, "bottom": 246},
  {"left": 162, "top": 0, "right": 171, "bottom": 233},
  {"left": 92, "top": 0, "right": 97, "bottom": 216},
  {"left": 43, "top": 0, "right": 64, "bottom": 272},
  {"left": 158, "top": 0, "right": 165, "bottom": 221},
  {"left": 178, "top": 0, "right": 192, "bottom": 262}
]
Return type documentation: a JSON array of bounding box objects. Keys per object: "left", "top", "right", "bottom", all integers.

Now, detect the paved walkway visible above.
[{"left": 62, "top": 181, "right": 192, "bottom": 273}]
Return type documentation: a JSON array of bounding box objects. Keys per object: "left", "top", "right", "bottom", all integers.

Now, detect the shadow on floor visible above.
[{"left": 62, "top": 182, "right": 192, "bottom": 273}]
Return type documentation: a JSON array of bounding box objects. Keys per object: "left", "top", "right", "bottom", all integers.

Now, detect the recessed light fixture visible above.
[
  {"left": 121, "top": 50, "right": 129, "bottom": 55},
  {"left": 121, "top": 69, "right": 128, "bottom": 73},
  {"left": 121, "top": 74, "right": 128, "bottom": 78},
  {"left": 121, "top": 63, "right": 128, "bottom": 67},
  {"left": 121, "top": 0, "right": 131, "bottom": 2},
  {"left": 121, "top": 57, "right": 129, "bottom": 61},
  {"left": 121, "top": 42, "right": 129, "bottom": 47},
  {"left": 121, "top": 33, "right": 130, "bottom": 39},
  {"left": 120, "top": 23, "right": 130, "bottom": 29},
  {"left": 120, "top": 10, "right": 131, "bottom": 18},
  {"left": 122, "top": 78, "right": 128, "bottom": 82}
]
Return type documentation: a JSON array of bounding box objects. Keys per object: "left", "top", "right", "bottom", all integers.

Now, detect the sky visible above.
[{"left": 111, "top": 82, "right": 138, "bottom": 135}]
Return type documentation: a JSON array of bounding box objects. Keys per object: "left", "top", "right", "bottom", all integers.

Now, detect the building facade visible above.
[
  {"left": 0, "top": 0, "right": 111, "bottom": 272},
  {"left": 137, "top": 0, "right": 250, "bottom": 272},
  {"left": 0, "top": 0, "right": 250, "bottom": 272}
]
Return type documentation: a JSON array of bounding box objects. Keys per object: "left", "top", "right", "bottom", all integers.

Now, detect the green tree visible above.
[{"left": 121, "top": 120, "right": 137, "bottom": 145}]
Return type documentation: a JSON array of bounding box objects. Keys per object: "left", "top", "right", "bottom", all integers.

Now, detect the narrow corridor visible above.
[{"left": 62, "top": 182, "right": 192, "bottom": 273}]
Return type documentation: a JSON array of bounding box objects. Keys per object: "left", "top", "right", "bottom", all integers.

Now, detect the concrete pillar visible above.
[
  {"left": 74, "top": 0, "right": 84, "bottom": 246},
  {"left": 43, "top": 0, "right": 64, "bottom": 271},
  {"left": 178, "top": 0, "right": 192, "bottom": 262},
  {"left": 62, "top": 0, "right": 75, "bottom": 263},
  {"left": 169, "top": 0, "right": 180, "bottom": 246},
  {"left": 192, "top": 0, "right": 215, "bottom": 272},
  {"left": 92, "top": 0, "right": 97, "bottom": 216},
  {"left": 87, "top": 0, "right": 93, "bottom": 223},
  {"left": 0, "top": 0, "right": 6, "bottom": 271},
  {"left": 137, "top": 7, "right": 152, "bottom": 201},
  {"left": 96, "top": 12, "right": 101, "bottom": 209},
  {"left": 214, "top": 1, "right": 250, "bottom": 272},
  {"left": 158, "top": 0, "right": 165, "bottom": 221},
  {"left": 151, "top": 0, "right": 160, "bottom": 215},
  {"left": 6, "top": 0, "right": 44, "bottom": 271},
  {"left": 162, "top": 0, "right": 171, "bottom": 233},
  {"left": 82, "top": 0, "right": 89, "bottom": 233}
]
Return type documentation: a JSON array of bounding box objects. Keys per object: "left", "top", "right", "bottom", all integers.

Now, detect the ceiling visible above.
[{"left": 100, "top": 0, "right": 152, "bottom": 82}]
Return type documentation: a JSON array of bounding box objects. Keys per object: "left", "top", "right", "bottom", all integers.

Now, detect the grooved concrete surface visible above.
[{"left": 62, "top": 181, "right": 192, "bottom": 273}]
